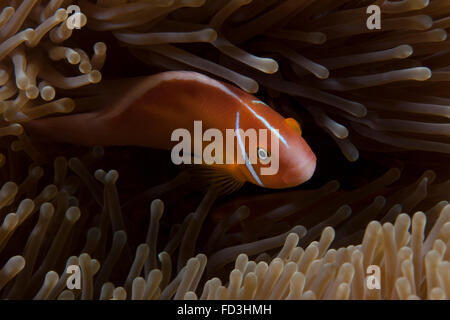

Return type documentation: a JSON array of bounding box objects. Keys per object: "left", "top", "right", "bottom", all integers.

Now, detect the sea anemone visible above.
[
  {"left": 78, "top": 0, "right": 450, "bottom": 161},
  {"left": 0, "top": 147, "right": 448, "bottom": 299},
  {"left": 196, "top": 203, "right": 450, "bottom": 300},
  {"left": 0, "top": 0, "right": 105, "bottom": 145},
  {"left": 0, "top": 166, "right": 449, "bottom": 300},
  {"left": 0, "top": 0, "right": 450, "bottom": 300}
]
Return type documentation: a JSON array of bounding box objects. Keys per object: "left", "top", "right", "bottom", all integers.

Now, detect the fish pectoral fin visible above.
[
  {"left": 285, "top": 118, "right": 302, "bottom": 136},
  {"left": 185, "top": 165, "right": 245, "bottom": 195}
]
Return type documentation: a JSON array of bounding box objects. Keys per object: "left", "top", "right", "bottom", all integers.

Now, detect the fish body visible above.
[{"left": 26, "top": 71, "right": 316, "bottom": 189}]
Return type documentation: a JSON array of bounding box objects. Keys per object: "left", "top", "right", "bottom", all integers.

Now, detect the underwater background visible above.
[{"left": 0, "top": 0, "right": 449, "bottom": 300}]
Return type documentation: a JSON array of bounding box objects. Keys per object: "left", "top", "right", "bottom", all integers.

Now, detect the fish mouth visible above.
[{"left": 281, "top": 154, "right": 317, "bottom": 187}]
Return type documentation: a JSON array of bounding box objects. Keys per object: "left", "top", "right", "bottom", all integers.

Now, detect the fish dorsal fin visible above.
[{"left": 285, "top": 118, "right": 302, "bottom": 136}]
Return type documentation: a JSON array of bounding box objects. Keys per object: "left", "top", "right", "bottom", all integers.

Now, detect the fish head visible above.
[{"left": 230, "top": 91, "right": 316, "bottom": 189}]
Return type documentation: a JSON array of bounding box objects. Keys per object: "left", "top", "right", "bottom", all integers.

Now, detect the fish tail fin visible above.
[{"left": 23, "top": 111, "right": 112, "bottom": 147}]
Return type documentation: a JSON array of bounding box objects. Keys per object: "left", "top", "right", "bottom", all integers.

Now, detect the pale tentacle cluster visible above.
[
  {"left": 0, "top": 147, "right": 448, "bottom": 299},
  {"left": 193, "top": 205, "right": 450, "bottom": 300},
  {"left": 1, "top": 182, "right": 449, "bottom": 299},
  {"left": 1, "top": 0, "right": 450, "bottom": 301},
  {"left": 80, "top": 0, "right": 450, "bottom": 161},
  {"left": 0, "top": 0, "right": 106, "bottom": 147}
]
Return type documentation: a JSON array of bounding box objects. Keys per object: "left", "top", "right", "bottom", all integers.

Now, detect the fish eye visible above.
[{"left": 257, "top": 147, "right": 271, "bottom": 164}]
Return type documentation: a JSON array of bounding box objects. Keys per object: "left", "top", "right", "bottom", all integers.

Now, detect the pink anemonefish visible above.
[{"left": 25, "top": 71, "right": 316, "bottom": 192}]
